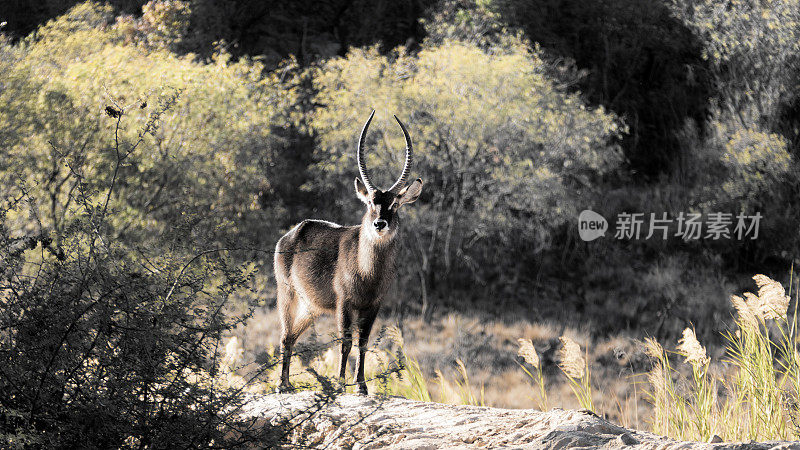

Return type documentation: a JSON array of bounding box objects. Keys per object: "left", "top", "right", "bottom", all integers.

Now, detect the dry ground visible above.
[{"left": 242, "top": 392, "right": 799, "bottom": 449}]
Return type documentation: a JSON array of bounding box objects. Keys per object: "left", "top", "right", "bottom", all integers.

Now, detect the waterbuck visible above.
[{"left": 275, "top": 110, "right": 423, "bottom": 394}]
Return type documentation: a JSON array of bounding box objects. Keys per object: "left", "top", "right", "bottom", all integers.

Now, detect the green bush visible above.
[
  {"left": 0, "top": 102, "right": 275, "bottom": 449},
  {"left": 0, "top": 2, "right": 297, "bottom": 249}
]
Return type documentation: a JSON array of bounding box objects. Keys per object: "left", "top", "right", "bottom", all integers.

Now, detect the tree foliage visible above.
[
  {"left": 488, "top": 0, "right": 712, "bottom": 177},
  {"left": 312, "top": 38, "right": 623, "bottom": 304},
  {"left": 0, "top": 2, "right": 297, "bottom": 248},
  {"left": 671, "top": 0, "right": 800, "bottom": 125}
]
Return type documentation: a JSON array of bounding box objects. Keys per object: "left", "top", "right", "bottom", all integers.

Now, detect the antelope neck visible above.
[{"left": 357, "top": 219, "right": 397, "bottom": 277}]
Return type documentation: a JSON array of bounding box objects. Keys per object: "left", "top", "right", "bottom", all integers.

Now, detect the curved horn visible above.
[
  {"left": 357, "top": 110, "right": 376, "bottom": 192},
  {"left": 387, "top": 114, "right": 413, "bottom": 194}
]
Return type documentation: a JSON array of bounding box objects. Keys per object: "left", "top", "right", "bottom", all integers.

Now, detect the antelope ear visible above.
[
  {"left": 397, "top": 178, "right": 423, "bottom": 207},
  {"left": 354, "top": 178, "right": 370, "bottom": 204}
]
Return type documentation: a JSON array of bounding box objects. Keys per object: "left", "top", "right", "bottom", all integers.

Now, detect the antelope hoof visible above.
[
  {"left": 276, "top": 383, "right": 295, "bottom": 394},
  {"left": 358, "top": 384, "right": 369, "bottom": 396}
]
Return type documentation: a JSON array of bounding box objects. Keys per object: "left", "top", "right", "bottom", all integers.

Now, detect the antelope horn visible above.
[
  {"left": 357, "top": 110, "right": 376, "bottom": 192},
  {"left": 387, "top": 114, "right": 413, "bottom": 194}
]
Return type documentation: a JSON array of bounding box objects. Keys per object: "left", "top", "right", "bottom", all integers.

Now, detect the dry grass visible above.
[{"left": 227, "top": 306, "right": 650, "bottom": 426}]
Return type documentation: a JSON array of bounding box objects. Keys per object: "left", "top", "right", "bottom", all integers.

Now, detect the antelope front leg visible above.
[
  {"left": 355, "top": 307, "right": 379, "bottom": 395},
  {"left": 337, "top": 305, "right": 353, "bottom": 388}
]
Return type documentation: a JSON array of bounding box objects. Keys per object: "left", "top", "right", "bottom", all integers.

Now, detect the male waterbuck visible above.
[{"left": 275, "top": 110, "right": 423, "bottom": 394}]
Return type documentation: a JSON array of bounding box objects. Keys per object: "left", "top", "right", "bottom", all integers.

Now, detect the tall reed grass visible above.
[
  {"left": 644, "top": 273, "right": 799, "bottom": 442},
  {"left": 515, "top": 272, "right": 800, "bottom": 443},
  {"left": 518, "top": 338, "right": 548, "bottom": 410}
]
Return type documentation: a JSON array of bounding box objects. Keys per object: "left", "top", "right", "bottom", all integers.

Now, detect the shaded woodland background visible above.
[{"left": 2, "top": 0, "right": 800, "bottom": 446}]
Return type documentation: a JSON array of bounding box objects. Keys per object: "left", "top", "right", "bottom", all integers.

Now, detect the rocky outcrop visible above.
[{"left": 240, "top": 392, "right": 800, "bottom": 449}]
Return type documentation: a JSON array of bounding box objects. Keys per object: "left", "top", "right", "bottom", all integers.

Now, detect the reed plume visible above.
[{"left": 676, "top": 328, "right": 709, "bottom": 368}]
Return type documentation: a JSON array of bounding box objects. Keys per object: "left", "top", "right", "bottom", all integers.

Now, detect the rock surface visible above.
[{"left": 241, "top": 392, "right": 800, "bottom": 449}]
